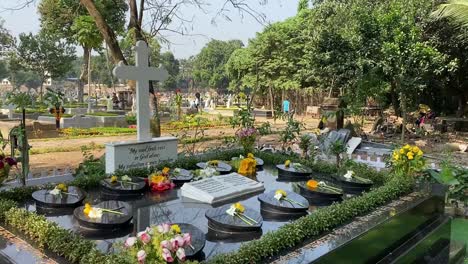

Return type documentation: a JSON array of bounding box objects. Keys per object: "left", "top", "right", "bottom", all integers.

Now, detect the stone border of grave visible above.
[
  {"left": 0, "top": 149, "right": 418, "bottom": 264},
  {"left": 37, "top": 115, "right": 127, "bottom": 128}
]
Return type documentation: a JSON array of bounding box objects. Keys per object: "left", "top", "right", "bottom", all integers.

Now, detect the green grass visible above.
[
  {"left": 451, "top": 218, "right": 468, "bottom": 245},
  {"left": 85, "top": 112, "right": 119, "bottom": 117},
  {"left": 30, "top": 144, "right": 105, "bottom": 155}
]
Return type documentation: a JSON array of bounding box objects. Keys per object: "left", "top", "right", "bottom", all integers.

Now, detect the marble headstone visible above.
[{"left": 181, "top": 173, "right": 264, "bottom": 204}]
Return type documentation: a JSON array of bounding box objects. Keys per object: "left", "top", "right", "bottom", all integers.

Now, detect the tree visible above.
[
  {"left": 16, "top": 33, "right": 76, "bottom": 100},
  {"left": 160, "top": 52, "right": 180, "bottom": 90},
  {"left": 193, "top": 39, "right": 243, "bottom": 90},
  {"left": 433, "top": 0, "right": 468, "bottom": 29},
  {"left": 297, "top": 0, "right": 309, "bottom": 13},
  {"left": 38, "top": 0, "right": 127, "bottom": 102}
]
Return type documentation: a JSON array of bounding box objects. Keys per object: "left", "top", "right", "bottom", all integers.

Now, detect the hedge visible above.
[{"left": 0, "top": 149, "right": 412, "bottom": 264}]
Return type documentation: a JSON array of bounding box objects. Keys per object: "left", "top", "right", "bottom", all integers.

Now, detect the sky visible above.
[{"left": 0, "top": 0, "right": 299, "bottom": 59}]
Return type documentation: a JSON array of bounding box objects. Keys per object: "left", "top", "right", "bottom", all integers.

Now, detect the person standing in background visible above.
[{"left": 283, "top": 98, "right": 290, "bottom": 114}]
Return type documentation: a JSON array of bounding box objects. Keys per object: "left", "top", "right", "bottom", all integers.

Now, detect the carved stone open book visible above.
[{"left": 181, "top": 173, "right": 265, "bottom": 204}]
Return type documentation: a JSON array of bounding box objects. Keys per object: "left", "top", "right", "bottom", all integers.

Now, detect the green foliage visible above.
[
  {"left": 160, "top": 52, "right": 180, "bottom": 90},
  {"left": 229, "top": 107, "right": 255, "bottom": 129},
  {"left": 71, "top": 15, "right": 103, "bottom": 49},
  {"left": 427, "top": 159, "right": 467, "bottom": 204},
  {"left": 193, "top": 39, "right": 243, "bottom": 89},
  {"left": 43, "top": 88, "right": 64, "bottom": 107},
  {"left": 432, "top": 0, "right": 468, "bottom": 29},
  {"left": 126, "top": 114, "right": 137, "bottom": 125},
  {"left": 298, "top": 134, "right": 313, "bottom": 158},
  {"left": 85, "top": 112, "right": 119, "bottom": 117},
  {"left": 279, "top": 114, "right": 303, "bottom": 150},
  {"left": 5, "top": 91, "right": 32, "bottom": 109}
]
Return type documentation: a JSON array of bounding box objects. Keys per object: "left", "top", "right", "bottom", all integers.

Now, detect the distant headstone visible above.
[
  {"left": 7, "top": 104, "right": 15, "bottom": 119},
  {"left": 346, "top": 137, "right": 362, "bottom": 154},
  {"left": 181, "top": 173, "right": 264, "bottom": 204},
  {"left": 107, "top": 41, "right": 176, "bottom": 174}
]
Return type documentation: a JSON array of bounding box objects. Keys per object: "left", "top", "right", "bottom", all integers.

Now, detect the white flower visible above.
[
  {"left": 49, "top": 188, "right": 61, "bottom": 196},
  {"left": 174, "top": 168, "right": 181, "bottom": 173},
  {"left": 124, "top": 237, "right": 137, "bottom": 247},
  {"left": 318, "top": 181, "right": 326, "bottom": 187},
  {"left": 343, "top": 170, "right": 354, "bottom": 181},
  {"left": 226, "top": 205, "right": 236, "bottom": 216},
  {"left": 88, "top": 208, "right": 103, "bottom": 219},
  {"left": 200, "top": 167, "right": 217, "bottom": 177},
  {"left": 239, "top": 155, "right": 245, "bottom": 159},
  {"left": 274, "top": 192, "right": 283, "bottom": 201},
  {"left": 121, "top": 175, "right": 132, "bottom": 182}
]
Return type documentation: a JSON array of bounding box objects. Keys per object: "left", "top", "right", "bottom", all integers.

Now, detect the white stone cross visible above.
[{"left": 113, "top": 41, "right": 168, "bottom": 141}]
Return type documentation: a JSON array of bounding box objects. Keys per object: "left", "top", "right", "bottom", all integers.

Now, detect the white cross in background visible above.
[{"left": 113, "top": 41, "right": 168, "bottom": 141}]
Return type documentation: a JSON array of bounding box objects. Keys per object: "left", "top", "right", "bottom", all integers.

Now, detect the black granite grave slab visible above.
[
  {"left": 276, "top": 164, "right": 313, "bottom": 181},
  {"left": 73, "top": 200, "right": 132, "bottom": 230},
  {"left": 174, "top": 223, "right": 205, "bottom": 260},
  {"left": 171, "top": 169, "right": 194, "bottom": 187},
  {"left": 32, "top": 186, "right": 85, "bottom": 208},
  {"left": 100, "top": 178, "right": 146, "bottom": 198},
  {"left": 256, "top": 158, "right": 264, "bottom": 169},
  {"left": 258, "top": 191, "right": 308, "bottom": 214},
  {"left": 297, "top": 182, "right": 343, "bottom": 206},
  {"left": 338, "top": 177, "right": 373, "bottom": 195},
  {"left": 205, "top": 204, "right": 262, "bottom": 233},
  {"left": 196, "top": 162, "right": 232, "bottom": 174}
]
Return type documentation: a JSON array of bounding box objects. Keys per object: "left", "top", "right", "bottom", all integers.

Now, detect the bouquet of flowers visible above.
[
  {"left": 83, "top": 203, "right": 124, "bottom": 219},
  {"left": 342, "top": 170, "right": 372, "bottom": 184},
  {"left": 226, "top": 202, "right": 258, "bottom": 226},
  {"left": 147, "top": 167, "right": 175, "bottom": 192},
  {"left": 49, "top": 183, "right": 78, "bottom": 197},
  {"left": 0, "top": 154, "right": 17, "bottom": 184},
  {"left": 274, "top": 189, "right": 305, "bottom": 207},
  {"left": 391, "top": 145, "right": 426, "bottom": 177},
  {"left": 207, "top": 160, "right": 219, "bottom": 167},
  {"left": 236, "top": 127, "right": 257, "bottom": 154},
  {"left": 306, "top": 180, "right": 342, "bottom": 194},
  {"left": 237, "top": 153, "right": 257, "bottom": 177},
  {"left": 121, "top": 223, "right": 193, "bottom": 263},
  {"left": 284, "top": 160, "right": 308, "bottom": 172}
]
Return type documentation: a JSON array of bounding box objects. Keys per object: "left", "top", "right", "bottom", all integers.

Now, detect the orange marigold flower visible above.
[{"left": 307, "top": 180, "right": 319, "bottom": 190}]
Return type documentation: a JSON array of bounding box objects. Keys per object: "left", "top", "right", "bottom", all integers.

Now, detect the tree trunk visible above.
[
  {"left": 456, "top": 93, "right": 466, "bottom": 117},
  {"left": 87, "top": 51, "right": 92, "bottom": 113},
  {"left": 400, "top": 91, "right": 407, "bottom": 143},
  {"left": 269, "top": 85, "right": 275, "bottom": 119},
  {"left": 79, "top": 0, "right": 127, "bottom": 64},
  {"left": 128, "top": 0, "right": 144, "bottom": 41},
  {"left": 391, "top": 81, "right": 400, "bottom": 116},
  {"left": 78, "top": 46, "right": 89, "bottom": 103}
]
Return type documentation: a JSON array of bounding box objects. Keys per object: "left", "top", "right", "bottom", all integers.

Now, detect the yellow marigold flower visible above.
[
  {"left": 110, "top": 175, "right": 118, "bottom": 183},
  {"left": 393, "top": 154, "right": 400, "bottom": 161},
  {"left": 83, "top": 203, "right": 91, "bottom": 216},
  {"left": 234, "top": 202, "right": 245, "bottom": 213},
  {"left": 412, "top": 146, "right": 420, "bottom": 153},
  {"left": 307, "top": 180, "right": 319, "bottom": 190},
  {"left": 247, "top": 153, "right": 255, "bottom": 159},
  {"left": 162, "top": 167, "right": 170, "bottom": 175},
  {"left": 275, "top": 189, "right": 287, "bottom": 198},
  {"left": 151, "top": 175, "right": 166, "bottom": 184},
  {"left": 399, "top": 148, "right": 405, "bottom": 154},
  {"left": 238, "top": 158, "right": 256, "bottom": 176},
  {"left": 417, "top": 150, "right": 423, "bottom": 156},
  {"left": 57, "top": 183, "right": 68, "bottom": 192},
  {"left": 407, "top": 152, "right": 414, "bottom": 160},
  {"left": 285, "top": 160, "right": 291, "bottom": 167},
  {"left": 171, "top": 224, "right": 181, "bottom": 234},
  {"left": 208, "top": 160, "right": 219, "bottom": 167},
  {"left": 403, "top": 144, "right": 411, "bottom": 150}
]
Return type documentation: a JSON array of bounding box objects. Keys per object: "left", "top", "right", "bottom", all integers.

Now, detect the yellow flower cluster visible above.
[
  {"left": 234, "top": 202, "right": 245, "bottom": 213},
  {"left": 393, "top": 144, "right": 423, "bottom": 161},
  {"left": 110, "top": 175, "right": 118, "bottom": 183},
  {"left": 238, "top": 156, "right": 257, "bottom": 176},
  {"left": 171, "top": 224, "right": 181, "bottom": 234},
  {"left": 208, "top": 160, "right": 219, "bottom": 167},
  {"left": 285, "top": 160, "right": 291, "bottom": 167},
  {"left": 83, "top": 203, "right": 91, "bottom": 216},
  {"left": 275, "top": 189, "right": 287, "bottom": 198},
  {"left": 56, "top": 183, "right": 68, "bottom": 192}
]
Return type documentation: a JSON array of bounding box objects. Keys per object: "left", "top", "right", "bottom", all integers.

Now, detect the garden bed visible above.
[{"left": 0, "top": 150, "right": 414, "bottom": 263}]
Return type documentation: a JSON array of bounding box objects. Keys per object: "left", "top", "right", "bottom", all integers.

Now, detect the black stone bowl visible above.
[
  {"left": 298, "top": 182, "right": 343, "bottom": 206},
  {"left": 255, "top": 158, "right": 264, "bottom": 169},
  {"left": 258, "top": 191, "right": 309, "bottom": 213},
  {"left": 170, "top": 169, "right": 194, "bottom": 187},
  {"left": 196, "top": 162, "right": 232, "bottom": 175},
  {"left": 174, "top": 223, "right": 205, "bottom": 260},
  {"left": 100, "top": 178, "right": 146, "bottom": 198},
  {"left": 205, "top": 204, "right": 262, "bottom": 233},
  {"left": 338, "top": 177, "right": 373, "bottom": 195},
  {"left": 32, "top": 187, "right": 86, "bottom": 208},
  {"left": 276, "top": 164, "right": 313, "bottom": 181},
  {"left": 74, "top": 200, "right": 132, "bottom": 230},
  {"left": 206, "top": 226, "right": 262, "bottom": 243}
]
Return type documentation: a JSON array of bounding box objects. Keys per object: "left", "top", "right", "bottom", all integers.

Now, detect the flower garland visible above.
[
  {"left": 226, "top": 202, "right": 258, "bottom": 226},
  {"left": 237, "top": 153, "right": 257, "bottom": 177},
  {"left": 121, "top": 223, "right": 194, "bottom": 263}
]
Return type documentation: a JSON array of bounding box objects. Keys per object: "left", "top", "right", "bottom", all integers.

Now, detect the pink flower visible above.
[
  {"left": 137, "top": 250, "right": 146, "bottom": 263},
  {"left": 137, "top": 231, "right": 151, "bottom": 244},
  {"left": 162, "top": 223, "right": 171, "bottom": 233},
  {"left": 160, "top": 240, "right": 172, "bottom": 250},
  {"left": 124, "top": 237, "right": 137, "bottom": 248},
  {"left": 174, "top": 235, "right": 185, "bottom": 247},
  {"left": 183, "top": 233, "right": 192, "bottom": 246},
  {"left": 176, "top": 247, "right": 186, "bottom": 261},
  {"left": 162, "top": 248, "right": 174, "bottom": 262}
]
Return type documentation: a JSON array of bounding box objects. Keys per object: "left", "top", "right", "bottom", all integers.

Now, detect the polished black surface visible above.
[
  {"left": 277, "top": 164, "right": 313, "bottom": 181},
  {"left": 298, "top": 182, "right": 343, "bottom": 206},
  {"left": 100, "top": 179, "right": 146, "bottom": 198},
  {"left": 171, "top": 169, "right": 194, "bottom": 186},
  {"left": 258, "top": 191, "right": 308, "bottom": 213},
  {"left": 206, "top": 205, "right": 263, "bottom": 232},
  {"left": 196, "top": 161, "right": 232, "bottom": 174},
  {"left": 338, "top": 177, "right": 373, "bottom": 195},
  {"left": 32, "top": 187, "right": 85, "bottom": 208},
  {"left": 73, "top": 200, "right": 132, "bottom": 230}
]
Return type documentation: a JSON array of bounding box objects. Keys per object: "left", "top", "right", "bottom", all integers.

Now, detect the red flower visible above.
[
  {"left": 5, "top": 157, "right": 17, "bottom": 166},
  {"left": 0, "top": 161, "right": 4, "bottom": 169}
]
